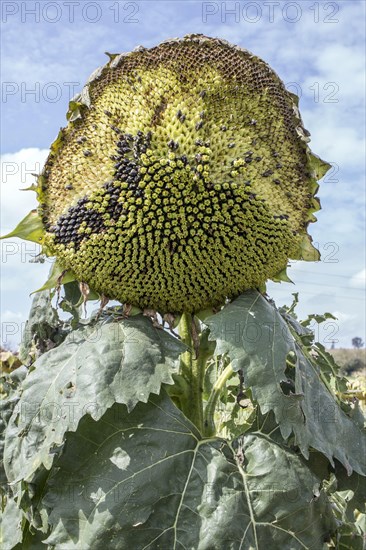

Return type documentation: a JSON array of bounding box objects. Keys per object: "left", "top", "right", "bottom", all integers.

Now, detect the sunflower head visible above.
[{"left": 34, "top": 35, "right": 329, "bottom": 312}]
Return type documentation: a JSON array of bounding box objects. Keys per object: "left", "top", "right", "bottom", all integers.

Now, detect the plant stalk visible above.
[{"left": 179, "top": 312, "right": 205, "bottom": 432}]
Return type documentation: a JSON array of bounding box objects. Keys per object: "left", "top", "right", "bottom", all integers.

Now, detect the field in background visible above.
[{"left": 329, "top": 348, "right": 365, "bottom": 374}]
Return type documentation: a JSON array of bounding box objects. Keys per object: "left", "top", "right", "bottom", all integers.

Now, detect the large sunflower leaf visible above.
[
  {"left": 4, "top": 316, "right": 185, "bottom": 483},
  {"left": 1, "top": 370, "right": 29, "bottom": 550},
  {"left": 204, "top": 291, "right": 366, "bottom": 475},
  {"left": 18, "top": 290, "right": 63, "bottom": 363},
  {"left": 334, "top": 463, "right": 366, "bottom": 520},
  {"left": 36, "top": 392, "right": 335, "bottom": 549},
  {"left": 0, "top": 497, "right": 23, "bottom": 550},
  {"left": 0, "top": 368, "right": 27, "bottom": 490}
]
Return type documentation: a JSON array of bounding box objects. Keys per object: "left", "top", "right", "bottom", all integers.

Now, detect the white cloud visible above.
[
  {"left": 0, "top": 310, "right": 28, "bottom": 350},
  {"left": 302, "top": 112, "right": 365, "bottom": 172},
  {"left": 1, "top": 148, "right": 49, "bottom": 234},
  {"left": 350, "top": 269, "right": 366, "bottom": 288},
  {"left": 331, "top": 311, "right": 356, "bottom": 323},
  {"left": 1, "top": 23, "right": 110, "bottom": 85},
  {"left": 306, "top": 43, "right": 365, "bottom": 105},
  {"left": 1, "top": 310, "right": 24, "bottom": 322}
]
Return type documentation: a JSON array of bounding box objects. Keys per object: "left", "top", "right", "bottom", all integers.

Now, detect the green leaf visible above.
[
  {"left": 4, "top": 316, "right": 186, "bottom": 483},
  {"left": 271, "top": 266, "right": 294, "bottom": 283},
  {"left": 205, "top": 291, "right": 366, "bottom": 475},
  {"left": 308, "top": 151, "right": 332, "bottom": 180},
  {"left": 18, "top": 290, "right": 63, "bottom": 363},
  {"left": 301, "top": 312, "right": 337, "bottom": 327},
  {"left": 1, "top": 368, "right": 27, "bottom": 491},
  {"left": 334, "top": 525, "right": 364, "bottom": 550},
  {"left": 0, "top": 350, "right": 22, "bottom": 373},
  {"left": 280, "top": 316, "right": 354, "bottom": 417},
  {"left": 66, "top": 100, "right": 84, "bottom": 122},
  {"left": 37, "top": 392, "right": 335, "bottom": 549},
  {"left": 324, "top": 466, "right": 366, "bottom": 549},
  {"left": 334, "top": 463, "right": 366, "bottom": 519},
  {"left": 0, "top": 210, "right": 44, "bottom": 244},
  {"left": 0, "top": 496, "right": 23, "bottom": 549},
  {"left": 25, "top": 290, "right": 59, "bottom": 332},
  {"left": 297, "top": 234, "right": 320, "bottom": 261},
  {"left": 58, "top": 281, "right": 83, "bottom": 328},
  {"left": 13, "top": 526, "right": 49, "bottom": 550},
  {"left": 49, "top": 129, "right": 64, "bottom": 155},
  {"left": 220, "top": 402, "right": 257, "bottom": 439},
  {"left": 62, "top": 281, "right": 82, "bottom": 306},
  {"left": 31, "top": 261, "right": 76, "bottom": 294}
]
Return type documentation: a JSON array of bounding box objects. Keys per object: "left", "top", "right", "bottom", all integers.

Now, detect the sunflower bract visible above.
[{"left": 39, "top": 35, "right": 329, "bottom": 313}]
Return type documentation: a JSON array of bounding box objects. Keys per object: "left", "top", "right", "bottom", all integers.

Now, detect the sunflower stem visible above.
[{"left": 179, "top": 312, "right": 204, "bottom": 432}]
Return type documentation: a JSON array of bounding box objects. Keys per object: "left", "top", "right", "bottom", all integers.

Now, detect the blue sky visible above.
[{"left": 1, "top": 0, "right": 365, "bottom": 349}]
